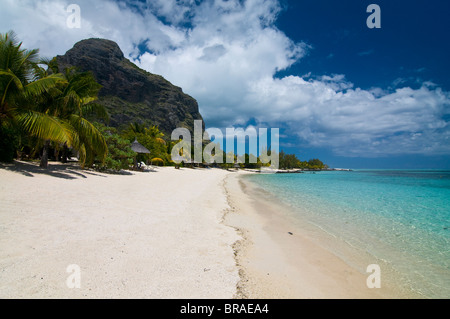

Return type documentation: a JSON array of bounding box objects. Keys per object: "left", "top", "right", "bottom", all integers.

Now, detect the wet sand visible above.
[{"left": 224, "top": 171, "right": 417, "bottom": 298}]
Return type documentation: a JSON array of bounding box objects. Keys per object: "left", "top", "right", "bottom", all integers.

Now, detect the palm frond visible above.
[
  {"left": 81, "top": 102, "right": 110, "bottom": 122},
  {"left": 62, "top": 89, "right": 81, "bottom": 112},
  {"left": 69, "top": 114, "right": 107, "bottom": 160},
  {"left": 0, "top": 69, "right": 24, "bottom": 106},
  {"left": 24, "top": 73, "right": 66, "bottom": 97},
  {"left": 17, "top": 110, "right": 73, "bottom": 146}
]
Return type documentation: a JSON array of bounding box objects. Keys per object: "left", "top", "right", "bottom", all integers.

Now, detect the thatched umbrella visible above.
[
  {"left": 131, "top": 138, "right": 150, "bottom": 154},
  {"left": 131, "top": 138, "right": 150, "bottom": 169}
]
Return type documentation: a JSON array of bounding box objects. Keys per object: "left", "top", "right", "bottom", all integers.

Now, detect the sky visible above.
[{"left": 1, "top": 0, "right": 450, "bottom": 168}]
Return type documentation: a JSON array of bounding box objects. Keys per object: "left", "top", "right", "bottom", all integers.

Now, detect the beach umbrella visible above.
[
  {"left": 131, "top": 138, "right": 150, "bottom": 169},
  {"left": 131, "top": 138, "right": 150, "bottom": 154}
]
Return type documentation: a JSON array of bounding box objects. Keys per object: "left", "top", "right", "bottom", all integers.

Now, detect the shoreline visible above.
[
  {"left": 0, "top": 161, "right": 422, "bottom": 298},
  {"left": 224, "top": 171, "right": 420, "bottom": 298}
]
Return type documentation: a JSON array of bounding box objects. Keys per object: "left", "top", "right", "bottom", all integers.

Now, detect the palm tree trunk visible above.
[
  {"left": 61, "top": 142, "right": 68, "bottom": 163},
  {"left": 40, "top": 140, "right": 50, "bottom": 168}
]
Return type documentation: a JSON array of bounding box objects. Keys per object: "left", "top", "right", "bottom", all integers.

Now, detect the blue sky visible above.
[
  {"left": 1, "top": 0, "right": 450, "bottom": 168},
  {"left": 275, "top": 0, "right": 450, "bottom": 91},
  {"left": 273, "top": 0, "right": 450, "bottom": 168}
]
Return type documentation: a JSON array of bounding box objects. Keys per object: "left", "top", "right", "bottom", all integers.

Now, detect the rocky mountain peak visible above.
[{"left": 55, "top": 38, "right": 204, "bottom": 136}]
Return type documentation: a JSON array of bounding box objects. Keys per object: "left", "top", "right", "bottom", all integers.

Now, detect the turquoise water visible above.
[{"left": 245, "top": 170, "right": 450, "bottom": 298}]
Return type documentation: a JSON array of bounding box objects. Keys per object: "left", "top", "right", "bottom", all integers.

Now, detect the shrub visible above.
[
  {"left": 151, "top": 157, "right": 164, "bottom": 166},
  {"left": 94, "top": 123, "right": 136, "bottom": 171}
]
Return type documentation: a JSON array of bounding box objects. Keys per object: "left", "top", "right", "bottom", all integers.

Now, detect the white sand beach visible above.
[
  {"left": 0, "top": 161, "right": 413, "bottom": 298},
  {"left": 0, "top": 162, "right": 239, "bottom": 298}
]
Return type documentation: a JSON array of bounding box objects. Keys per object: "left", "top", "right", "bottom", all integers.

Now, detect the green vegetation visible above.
[
  {"left": 0, "top": 31, "right": 328, "bottom": 171},
  {"left": 0, "top": 31, "right": 107, "bottom": 168},
  {"left": 217, "top": 150, "right": 326, "bottom": 170},
  {"left": 1, "top": 31, "right": 68, "bottom": 160},
  {"left": 278, "top": 151, "right": 327, "bottom": 170},
  {"left": 94, "top": 123, "right": 136, "bottom": 171},
  {"left": 34, "top": 61, "right": 109, "bottom": 168},
  {"left": 122, "top": 122, "right": 171, "bottom": 166}
]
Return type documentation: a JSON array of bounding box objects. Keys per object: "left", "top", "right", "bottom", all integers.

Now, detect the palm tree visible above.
[
  {"left": 0, "top": 31, "right": 72, "bottom": 150},
  {"left": 129, "top": 122, "right": 146, "bottom": 135},
  {"left": 60, "top": 68, "right": 109, "bottom": 168},
  {"left": 1, "top": 31, "right": 108, "bottom": 168},
  {"left": 35, "top": 63, "right": 109, "bottom": 168}
]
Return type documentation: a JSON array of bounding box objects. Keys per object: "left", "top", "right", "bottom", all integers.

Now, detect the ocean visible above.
[{"left": 244, "top": 169, "right": 450, "bottom": 298}]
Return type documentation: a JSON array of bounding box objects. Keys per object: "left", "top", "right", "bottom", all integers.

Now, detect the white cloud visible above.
[
  {"left": 1, "top": 0, "right": 449, "bottom": 157},
  {"left": 134, "top": 0, "right": 307, "bottom": 127},
  {"left": 0, "top": 0, "right": 185, "bottom": 58},
  {"left": 244, "top": 75, "right": 450, "bottom": 155}
]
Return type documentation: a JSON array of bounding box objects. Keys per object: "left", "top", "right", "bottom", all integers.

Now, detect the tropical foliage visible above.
[
  {"left": 94, "top": 123, "right": 136, "bottom": 171},
  {"left": 34, "top": 62, "right": 109, "bottom": 168},
  {"left": 122, "top": 122, "right": 170, "bottom": 165},
  {"left": 1, "top": 31, "right": 68, "bottom": 161},
  {"left": 278, "top": 151, "right": 327, "bottom": 170},
  {"left": 0, "top": 31, "right": 107, "bottom": 168}
]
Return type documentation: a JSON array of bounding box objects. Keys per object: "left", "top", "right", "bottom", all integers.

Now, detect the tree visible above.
[
  {"left": 241, "top": 153, "right": 261, "bottom": 169},
  {"left": 123, "top": 124, "right": 170, "bottom": 165},
  {"left": 0, "top": 31, "right": 71, "bottom": 162},
  {"left": 279, "top": 151, "right": 301, "bottom": 169},
  {"left": 94, "top": 123, "right": 136, "bottom": 171},
  {"left": 278, "top": 152, "right": 327, "bottom": 170},
  {"left": 0, "top": 31, "right": 108, "bottom": 168},
  {"left": 308, "top": 158, "right": 325, "bottom": 170},
  {"left": 34, "top": 63, "right": 108, "bottom": 168}
]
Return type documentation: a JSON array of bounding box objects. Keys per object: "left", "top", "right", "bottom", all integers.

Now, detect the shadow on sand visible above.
[{"left": 0, "top": 160, "right": 114, "bottom": 179}]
